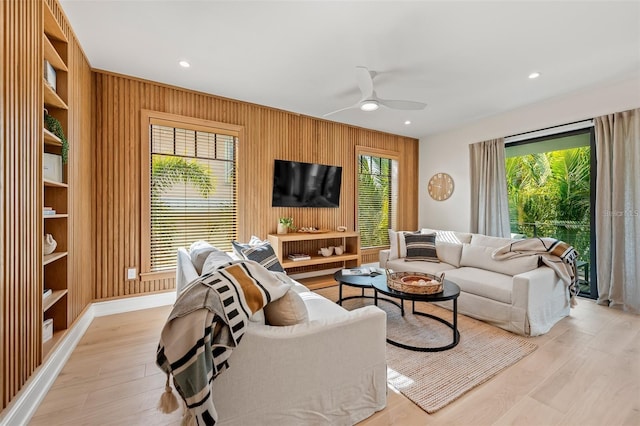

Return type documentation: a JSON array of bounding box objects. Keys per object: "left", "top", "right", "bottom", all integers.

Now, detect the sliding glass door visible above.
[{"left": 505, "top": 128, "right": 597, "bottom": 298}]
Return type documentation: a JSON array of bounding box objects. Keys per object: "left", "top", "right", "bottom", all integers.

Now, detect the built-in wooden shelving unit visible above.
[
  {"left": 42, "top": 0, "right": 70, "bottom": 358},
  {"left": 268, "top": 231, "right": 361, "bottom": 272}
]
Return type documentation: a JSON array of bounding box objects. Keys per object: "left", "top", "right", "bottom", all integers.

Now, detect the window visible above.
[
  {"left": 356, "top": 148, "right": 398, "bottom": 249},
  {"left": 141, "top": 111, "right": 242, "bottom": 277}
]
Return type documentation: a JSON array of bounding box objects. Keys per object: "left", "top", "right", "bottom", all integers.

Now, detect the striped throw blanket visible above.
[
  {"left": 492, "top": 237, "right": 579, "bottom": 307},
  {"left": 156, "top": 260, "right": 289, "bottom": 425}
]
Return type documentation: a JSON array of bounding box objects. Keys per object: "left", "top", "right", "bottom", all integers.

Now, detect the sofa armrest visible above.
[
  {"left": 379, "top": 249, "right": 391, "bottom": 268},
  {"left": 176, "top": 248, "right": 199, "bottom": 295},
  {"left": 211, "top": 305, "right": 387, "bottom": 424},
  {"left": 512, "top": 266, "right": 570, "bottom": 336}
]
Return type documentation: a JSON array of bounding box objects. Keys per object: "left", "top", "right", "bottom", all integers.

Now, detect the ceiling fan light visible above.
[{"left": 360, "top": 100, "right": 379, "bottom": 111}]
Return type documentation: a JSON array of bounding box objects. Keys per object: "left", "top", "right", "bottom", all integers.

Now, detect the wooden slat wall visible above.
[
  {"left": 94, "top": 71, "right": 419, "bottom": 298},
  {"left": 62, "top": 6, "right": 94, "bottom": 320},
  {"left": 1, "top": 0, "right": 42, "bottom": 408},
  {"left": 0, "top": 0, "right": 93, "bottom": 410}
]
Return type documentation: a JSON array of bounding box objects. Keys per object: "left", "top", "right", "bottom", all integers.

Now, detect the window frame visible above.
[
  {"left": 355, "top": 146, "right": 399, "bottom": 250},
  {"left": 140, "top": 110, "right": 243, "bottom": 281}
]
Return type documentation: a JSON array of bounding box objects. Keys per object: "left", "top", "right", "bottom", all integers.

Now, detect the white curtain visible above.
[
  {"left": 469, "top": 138, "right": 511, "bottom": 237},
  {"left": 594, "top": 108, "right": 640, "bottom": 313}
]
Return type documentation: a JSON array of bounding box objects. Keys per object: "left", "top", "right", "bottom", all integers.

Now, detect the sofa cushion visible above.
[
  {"left": 470, "top": 234, "right": 514, "bottom": 248},
  {"left": 189, "top": 240, "right": 217, "bottom": 275},
  {"left": 298, "top": 291, "right": 349, "bottom": 321},
  {"left": 201, "top": 250, "right": 234, "bottom": 275},
  {"left": 436, "top": 242, "right": 464, "bottom": 267},
  {"left": 445, "top": 267, "right": 514, "bottom": 304},
  {"left": 420, "top": 229, "right": 472, "bottom": 267},
  {"left": 404, "top": 232, "right": 439, "bottom": 262},
  {"left": 460, "top": 243, "right": 539, "bottom": 276},
  {"left": 240, "top": 242, "right": 285, "bottom": 273},
  {"left": 264, "top": 288, "right": 309, "bottom": 326},
  {"left": 420, "top": 228, "right": 473, "bottom": 244}
]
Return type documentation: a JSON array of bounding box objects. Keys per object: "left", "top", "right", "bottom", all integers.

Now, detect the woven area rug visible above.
[{"left": 314, "top": 285, "right": 538, "bottom": 413}]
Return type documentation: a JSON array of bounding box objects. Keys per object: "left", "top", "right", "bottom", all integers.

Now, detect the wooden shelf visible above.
[
  {"left": 43, "top": 251, "right": 67, "bottom": 266},
  {"left": 43, "top": 34, "right": 68, "bottom": 71},
  {"left": 43, "top": 1, "right": 67, "bottom": 42},
  {"left": 42, "top": 329, "right": 65, "bottom": 359},
  {"left": 41, "top": 0, "right": 71, "bottom": 358},
  {"left": 273, "top": 231, "right": 358, "bottom": 241},
  {"left": 281, "top": 253, "right": 360, "bottom": 269},
  {"left": 268, "top": 231, "right": 361, "bottom": 271},
  {"left": 43, "top": 128, "right": 62, "bottom": 146},
  {"left": 44, "top": 179, "right": 67, "bottom": 188},
  {"left": 43, "top": 213, "right": 68, "bottom": 219},
  {"left": 43, "top": 79, "right": 68, "bottom": 110},
  {"left": 43, "top": 289, "right": 68, "bottom": 311}
]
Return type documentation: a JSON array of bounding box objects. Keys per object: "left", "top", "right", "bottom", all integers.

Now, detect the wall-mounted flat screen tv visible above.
[{"left": 272, "top": 159, "right": 342, "bottom": 208}]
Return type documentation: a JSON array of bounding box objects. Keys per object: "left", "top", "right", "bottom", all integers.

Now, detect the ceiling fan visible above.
[{"left": 324, "top": 66, "right": 427, "bottom": 117}]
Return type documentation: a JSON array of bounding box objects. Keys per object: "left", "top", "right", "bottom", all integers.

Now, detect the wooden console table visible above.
[{"left": 267, "top": 231, "right": 361, "bottom": 271}]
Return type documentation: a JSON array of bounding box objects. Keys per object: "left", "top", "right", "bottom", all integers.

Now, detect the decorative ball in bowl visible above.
[{"left": 318, "top": 247, "right": 334, "bottom": 257}]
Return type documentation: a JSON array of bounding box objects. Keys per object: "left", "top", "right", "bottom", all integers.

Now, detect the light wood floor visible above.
[{"left": 30, "top": 280, "right": 640, "bottom": 425}]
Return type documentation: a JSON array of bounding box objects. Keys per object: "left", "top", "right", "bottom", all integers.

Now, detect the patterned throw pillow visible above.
[
  {"left": 241, "top": 242, "right": 285, "bottom": 272},
  {"left": 404, "top": 232, "right": 439, "bottom": 262},
  {"left": 231, "top": 235, "right": 265, "bottom": 258}
]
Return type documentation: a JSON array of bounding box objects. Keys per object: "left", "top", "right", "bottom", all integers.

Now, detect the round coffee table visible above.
[
  {"left": 333, "top": 270, "right": 400, "bottom": 309},
  {"left": 372, "top": 279, "right": 461, "bottom": 352}
]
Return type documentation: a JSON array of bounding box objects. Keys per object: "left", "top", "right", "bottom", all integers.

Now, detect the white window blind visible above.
[
  {"left": 357, "top": 154, "right": 398, "bottom": 248},
  {"left": 149, "top": 124, "right": 237, "bottom": 272}
]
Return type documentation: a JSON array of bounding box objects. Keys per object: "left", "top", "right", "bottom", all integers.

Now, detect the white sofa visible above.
[
  {"left": 175, "top": 247, "right": 387, "bottom": 425},
  {"left": 379, "top": 229, "right": 571, "bottom": 336}
]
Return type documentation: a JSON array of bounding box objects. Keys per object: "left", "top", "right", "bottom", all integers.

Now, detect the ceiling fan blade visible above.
[
  {"left": 377, "top": 98, "right": 427, "bottom": 110},
  {"left": 355, "top": 66, "right": 374, "bottom": 99},
  {"left": 323, "top": 103, "right": 360, "bottom": 117}
]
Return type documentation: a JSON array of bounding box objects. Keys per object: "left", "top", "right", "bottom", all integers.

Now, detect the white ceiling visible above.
[{"left": 59, "top": 0, "right": 640, "bottom": 139}]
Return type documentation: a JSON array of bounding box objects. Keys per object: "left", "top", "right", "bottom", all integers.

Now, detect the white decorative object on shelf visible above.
[
  {"left": 277, "top": 223, "right": 287, "bottom": 234},
  {"left": 334, "top": 245, "right": 344, "bottom": 255},
  {"left": 337, "top": 225, "right": 347, "bottom": 232},
  {"left": 43, "top": 233, "right": 57, "bottom": 255},
  {"left": 43, "top": 153, "right": 62, "bottom": 182},
  {"left": 318, "top": 247, "right": 334, "bottom": 257},
  {"left": 42, "top": 318, "right": 54, "bottom": 342},
  {"left": 44, "top": 60, "right": 57, "bottom": 91}
]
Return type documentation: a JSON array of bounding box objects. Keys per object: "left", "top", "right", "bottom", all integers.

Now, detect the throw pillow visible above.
[
  {"left": 264, "top": 288, "right": 309, "bottom": 326},
  {"left": 231, "top": 235, "right": 265, "bottom": 258},
  {"left": 217, "top": 260, "right": 289, "bottom": 314},
  {"left": 201, "top": 250, "right": 234, "bottom": 276},
  {"left": 241, "top": 242, "right": 285, "bottom": 272},
  {"left": 388, "top": 229, "right": 410, "bottom": 260},
  {"left": 189, "top": 240, "right": 217, "bottom": 275},
  {"left": 404, "top": 232, "right": 439, "bottom": 262}
]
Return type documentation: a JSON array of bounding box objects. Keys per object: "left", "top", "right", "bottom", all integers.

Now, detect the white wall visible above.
[{"left": 418, "top": 74, "right": 640, "bottom": 232}]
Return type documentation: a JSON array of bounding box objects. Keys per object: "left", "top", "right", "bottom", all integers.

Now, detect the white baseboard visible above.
[
  {"left": 0, "top": 292, "right": 175, "bottom": 426},
  {"left": 92, "top": 291, "right": 176, "bottom": 317}
]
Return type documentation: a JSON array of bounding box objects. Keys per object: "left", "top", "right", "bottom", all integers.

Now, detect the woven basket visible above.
[{"left": 386, "top": 270, "right": 445, "bottom": 295}]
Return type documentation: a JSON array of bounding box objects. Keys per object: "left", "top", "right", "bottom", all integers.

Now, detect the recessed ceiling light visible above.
[
  {"left": 404, "top": 120, "right": 411, "bottom": 125},
  {"left": 528, "top": 72, "right": 541, "bottom": 79},
  {"left": 360, "top": 100, "right": 379, "bottom": 112},
  {"left": 179, "top": 60, "right": 191, "bottom": 68}
]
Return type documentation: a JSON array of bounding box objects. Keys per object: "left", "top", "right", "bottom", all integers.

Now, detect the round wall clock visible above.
[{"left": 428, "top": 172, "right": 454, "bottom": 201}]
